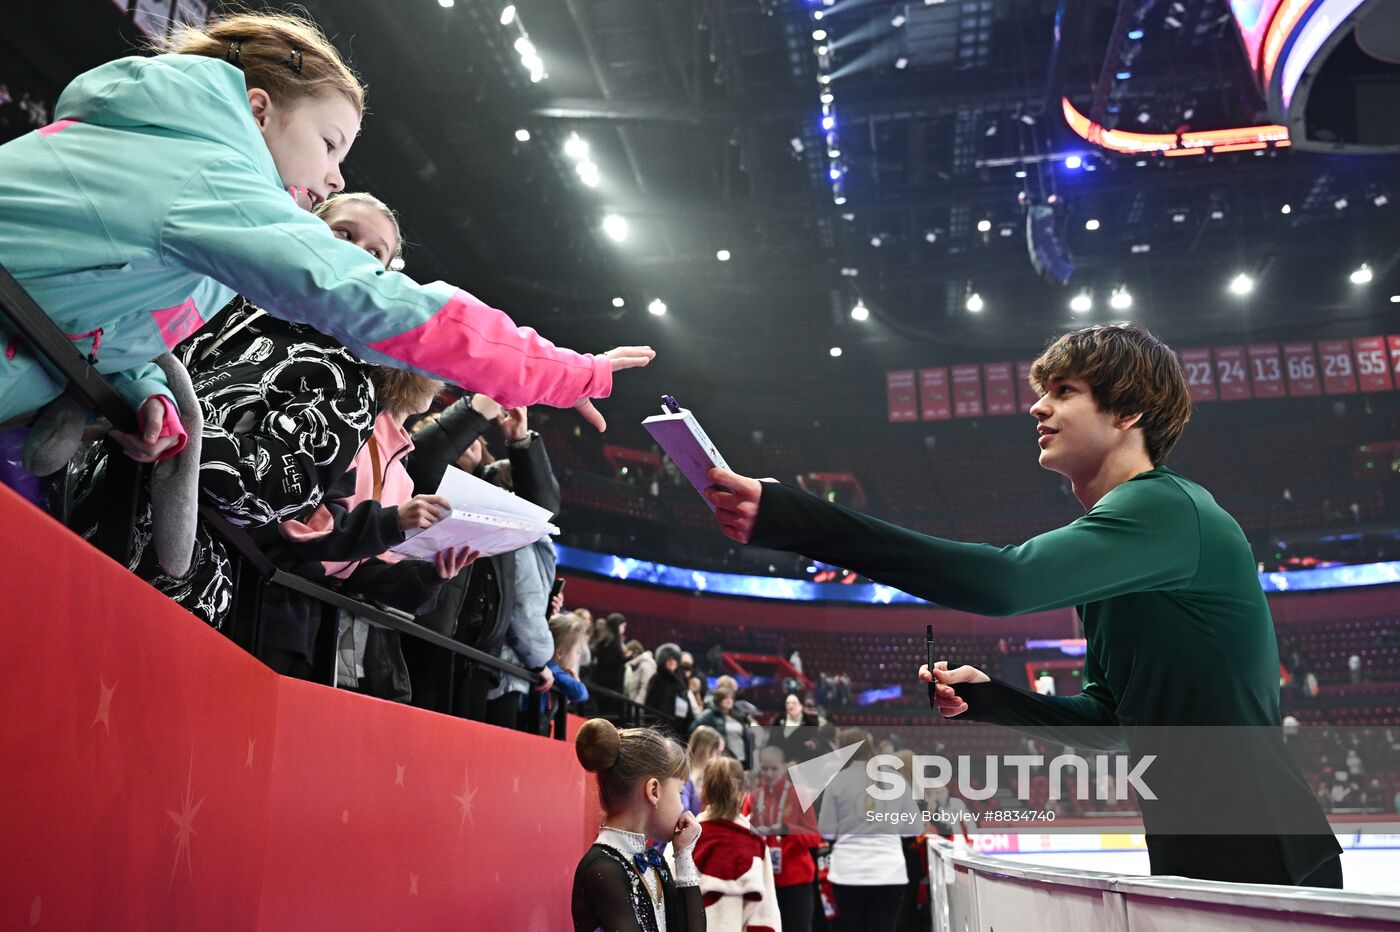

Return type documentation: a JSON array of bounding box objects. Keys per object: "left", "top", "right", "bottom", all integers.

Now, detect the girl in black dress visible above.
[{"left": 573, "top": 719, "right": 705, "bottom": 932}]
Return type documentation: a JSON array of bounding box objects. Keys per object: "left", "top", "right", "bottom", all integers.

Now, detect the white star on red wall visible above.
[
  {"left": 166, "top": 754, "right": 206, "bottom": 890},
  {"left": 453, "top": 764, "right": 477, "bottom": 837},
  {"left": 93, "top": 679, "right": 115, "bottom": 732}
]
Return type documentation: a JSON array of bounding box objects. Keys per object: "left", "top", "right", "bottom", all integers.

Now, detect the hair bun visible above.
[{"left": 575, "top": 718, "right": 621, "bottom": 772}]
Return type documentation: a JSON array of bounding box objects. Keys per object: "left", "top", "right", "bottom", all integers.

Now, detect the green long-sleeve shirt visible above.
[
  {"left": 750, "top": 466, "right": 1341, "bottom": 883},
  {"left": 753, "top": 466, "right": 1280, "bottom": 729}
]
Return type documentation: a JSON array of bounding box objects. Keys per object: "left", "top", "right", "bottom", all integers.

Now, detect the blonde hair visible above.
[
  {"left": 369, "top": 367, "right": 442, "bottom": 416},
  {"left": 314, "top": 192, "right": 404, "bottom": 264},
  {"left": 549, "top": 612, "right": 589, "bottom": 658},
  {"left": 162, "top": 10, "right": 364, "bottom": 113},
  {"left": 687, "top": 725, "right": 723, "bottom": 766},
  {"left": 700, "top": 757, "right": 745, "bottom": 822},
  {"left": 576, "top": 719, "right": 688, "bottom": 814}
]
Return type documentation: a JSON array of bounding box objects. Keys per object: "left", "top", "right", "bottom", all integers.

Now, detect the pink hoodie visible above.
[{"left": 279, "top": 412, "right": 417, "bottom": 578}]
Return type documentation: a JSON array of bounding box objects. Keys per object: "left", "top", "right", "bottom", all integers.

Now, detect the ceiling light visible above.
[
  {"left": 833, "top": 195, "right": 847, "bottom": 205},
  {"left": 891, "top": 14, "right": 907, "bottom": 27},
  {"left": 812, "top": 29, "right": 827, "bottom": 40},
  {"left": 564, "top": 134, "right": 588, "bottom": 160},
  {"left": 1374, "top": 194, "right": 1389, "bottom": 207},
  {"left": 966, "top": 292, "right": 983, "bottom": 313},
  {"left": 813, "top": 9, "right": 824, "bottom": 19},
  {"left": 514, "top": 37, "right": 536, "bottom": 57},
  {"left": 829, "top": 346, "right": 843, "bottom": 358},
  {"left": 870, "top": 236, "right": 882, "bottom": 247},
  {"left": 1350, "top": 264, "right": 1373, "bottom": 285},
  {"left": 1390, "top": 295, "right": 1400, "bottom": 303},
  {"left": 1110, "top": 287, "right": 1132, "bottom": 310},
  {"left": 499, "top": 5, "right": 516, "bottom": 25},
  {"left": 894, "top": 57, "right": 909, "bottom": 69},
  {"left": 1172, "top": 212, "right": 1186, "bottom": 223},
  {"left": 829, "top": 167, "right": 842, "bottom": 181},
  {"left": 820, "top": 92, "right": 834, "bottom": 104},
  {"left": 1085, "top": 218, "right": 1100, "bottom": 231},
  {"left": 850, "top": 302, "right": 869, "bottom": 321},
  {"left": 1210, "top": 209, "right": 1224, "bottom": 220},
  {"left": 1229, "top": 273, "right": 1254, "bottom": 295},
  {"left": 817, "top": 74, "right": 831, "bottom": 84},
  {"left": 601, "top": 214, "right": 628, "bottom": 242},
  {"left": 514, "top": 128, "right": 530, "bottom": 142},
  {"left": 1015, "top": 170, "right": 1027, "bottom": 179},
  {"left": 925, "top": 231, "right": 937, "bottom": 243},
  {"left": 828, "top": 148, "right": 841, "bottom": 158},
  {"left": 1335, "top": 197, "right": 1348, "bottom": 210},
  {"left": 438, "top": 0, "right": 454, "bottom": 7},
  {"left": 1281, "top": 204, "right": 1292, "bottom": 214},
  {"left": 716, "top": 249, "right": 731, "bottom": 262},
  {"left": 611, "top": 297, "right": 625, "bottom": 308},
  {"left": 1064, "top": 155, "right": 1082, "bottom": 169},
  {"left": 1127, "top": 28, "right": 1144, "bottom": 40},
  {"left": 647, "top": 299, "right": 667, "bottom": 316},
  {"left": 576, "top": 161, "right": 600, "bottom": 187},
  {"left": 1070, "top": 293, "right": 1092, "bottom": 313},
  {"left": 976, "top": 219, "right": 992, "bottom": 233}
]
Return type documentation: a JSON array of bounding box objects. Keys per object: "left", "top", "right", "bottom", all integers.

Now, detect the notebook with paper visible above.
[{"left": 389, "top": 465, "right": 559, "bottom": 561}]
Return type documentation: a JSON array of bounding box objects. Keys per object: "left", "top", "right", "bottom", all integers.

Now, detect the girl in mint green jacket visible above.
[{"left": 0, "top": 12, "right": 651, "bottom": 462}]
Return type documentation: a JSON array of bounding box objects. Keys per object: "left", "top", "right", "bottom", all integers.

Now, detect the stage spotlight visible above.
[
  {"left": 1110, "top": 287, "right": 1132, "bottom": 310},
  {"left": 716, "top": 249, "right": 731, "bottom": 262},
  {"left": 925, "top": 231, "right": 937, "bottom": 243},
  {"left": 1015, "top": 170, "right": 1027, "bottom": 178},
  {"left": 834, "top": 195, "right": 847, "bottom": 205},
  {"left": 820, "top": 92, "right": 834, "bottom": 104},
  {"left": 850, "top": 302, "right": 869, "bottom": 321},
  {"left": 611, "top": 297, "right": 625, "bottom": 308},
  {"left": 602, "top": 214, "right": 628, "bottom": 242},
  {"left": 648, "top": 299, "right": 667, "bottom": 316},
  {"left": 812, "top": 29, "right": 827, "bottom": 40},
  {"left": 829, "top": 346, "right": 843, "bottom": 357},
  {"left": 894, "top": 57, "right": 909, "bottom": 69},
  {"left": 576, "top": 161, "right": 600, "bottom": 187},
  {"left": 438, "top": 0, "right": 454, "bottom": 7},
  {"left": 1229, "top": 273, "right": 1254, "bottom": 295},
  {"left": 1127, "top": 28, "right": 1144, "bottom": 39},
  {"left": 514, "top": 129, "right": 530, "bottom": 142},
  {"left": 1350, "top": 264, "right": 1373, "bottom": 285},
  {"left": 966, "top": 292, "right": 984, "bottom": 313},
  {"left": 1070, "top": 293, "right": 1092, "bottom": 313},
  {"left": 821, "top": 115, "right": 836, "bottom": 131},
  {"left": 1281, "top": 204, "right": 1292, "bottom": 214},
  {"left": 499, "top": 5, "right": 516, "bottom": 24},
  {"left": 564, "top": 134, "right": 588, "bottom": 159},
  {"left": 977, "top": 219, "right": 992, "bottom": 233},
  {"left": 1064, "top": 155, "right": 1083, "bottom": 169},
  {"left": 870, "top": 236, "right": 882, "bottom": 247},
  {"left": 891, "top": 14, "right": 906, "bottom": 26},
  {"left": 1085, "top": 219, "right": 1100, "bottom": 231},
  {"left": 1335, "top": 197, "right": 1348, "bottom": 210}
]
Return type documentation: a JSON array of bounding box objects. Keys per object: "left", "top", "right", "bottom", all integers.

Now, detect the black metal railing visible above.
[{"left": 0, "top": 268, "right": 677, "bottom": 743}]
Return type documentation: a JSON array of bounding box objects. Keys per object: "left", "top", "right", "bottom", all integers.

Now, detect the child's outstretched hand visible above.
[{"left": 673, "top": 811, "right": 701, "bottom": 852}]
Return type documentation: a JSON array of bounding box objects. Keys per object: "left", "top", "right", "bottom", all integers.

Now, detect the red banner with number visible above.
[
  {"left": 1318, "top": 340, "right": 1358, "bottom": 394},
  {"left": 1181, "top": 348, "right": 1217, "bottom": 402},
  {"left": 1247, "top": 343, "right": 1285, "bottom": 398},
  {"left": 1353, "top": 337, "right": 1393, "bottom": 392},
  {"left": 952, "top": 365, "right": 984, "bottom": 417},
  {"left": 1389, "top": 336, "right": 1400, "bottom": 385},
  {"left": 1214, "top": 346, "right": 1252, "bottom": 400},
  {"left": 886, "top": 370, "right": 918, "bottom": 422},
  {"left": 1283, "top": 342, "right": 1320, "bottom": 396},
  {"left": 983, "top": 362, "right": 1017, "bottom": 415},
  {"left": 919, "top": 367, "right": 951, "bottom": 421},
  {"left": 1016, "top": 361, "right": 1039, "bottom": 410}
]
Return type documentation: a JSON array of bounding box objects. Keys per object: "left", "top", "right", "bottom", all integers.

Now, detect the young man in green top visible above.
[{"left": 705, "top": 324, "right": 1342, "bottom": 887}]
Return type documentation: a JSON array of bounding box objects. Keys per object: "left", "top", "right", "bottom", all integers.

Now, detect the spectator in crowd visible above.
[
  {"left": 752, "top": 745, "right": 823, "bottom": 932},
  {"left": 687, "top": 676, "right": 708, "bottom": 721},
  {"left": 646, "top": 642, "right": 695, "bottom": 731},
  {"left": 275, "top": 366, "right": 477, "bottom": 698},
  {"left": 770, "top": 692, "right": 823, "bottom": 763},
  {"left": 400, "top": 395, "right": 562, "bottom": 727},
  {"left": 64, "top": 193, "right": 441, "bottom": 639},
  {"left": 591, "top": 613, "right": 630, "bottom": 708},
  {"left": 684, "top": 725, "right": 725, "bottom": 816},
  {"left": 680, "top": 757, "right": 781, "bottom": 931},
  {"left": 540, "top": 613, "right": 589, "bottom": 728},
  {"left": 572, "top": 720, "right": 703, "bottom": 931},
  {"left": 789, "top": 650, "right": 804, "bottom": 675},
  {"left": 576, "top": 608, "right": 595, "bottom": 679},
  {"left": 624, "top": 639, "right": 656, "bottom": 705},
  {"left": 818, "top": 728, "right": 921, "bottom": 932},
  {"left": 692, "top": 686, "right": 753, "bottom": 769},
  {"left": 1348, "top": 654, "right": 1364, "bottom": 684}
]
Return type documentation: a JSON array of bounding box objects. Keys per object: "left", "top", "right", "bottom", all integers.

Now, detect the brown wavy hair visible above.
[
  {"left": 161, "top": 10, "right": 364, "bottom": 113},
  {"left": 1029, "top": 324, "right": 1192, "bottom": 465},
  {"left": 699, "top": 757, "right": 745, "bottom": 822}
]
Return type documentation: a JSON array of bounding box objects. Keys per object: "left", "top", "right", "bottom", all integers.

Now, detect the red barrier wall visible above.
[{"left": 0, "top": 485, "right": 600, "bottom": 931}]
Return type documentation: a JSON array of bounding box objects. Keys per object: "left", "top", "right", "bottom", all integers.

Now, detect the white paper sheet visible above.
[{"left": 388, "top": 466, "right": 558, "bottom": 560}]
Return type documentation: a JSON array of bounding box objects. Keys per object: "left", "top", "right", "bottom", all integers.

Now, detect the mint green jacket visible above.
[{"left": 0, "top": 54, "right": 609, "bottom": 425}]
